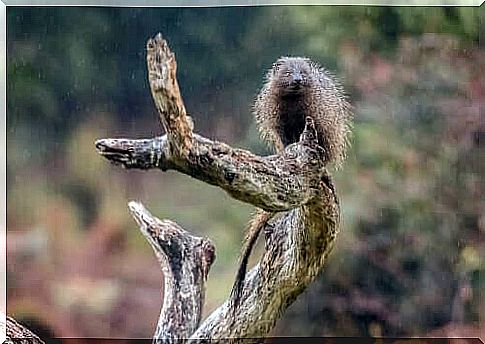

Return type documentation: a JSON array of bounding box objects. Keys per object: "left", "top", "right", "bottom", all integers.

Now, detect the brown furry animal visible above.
[
  {"left": 254, "top": 56, "right": 352, "bottom": 165},
  {"left": 230, "top": 56, "right": 352, "bottom": 312}
]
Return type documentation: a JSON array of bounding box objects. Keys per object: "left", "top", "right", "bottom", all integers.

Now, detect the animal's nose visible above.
[{"left": 292, "top": 75, "right": 302, "bottom": 85}]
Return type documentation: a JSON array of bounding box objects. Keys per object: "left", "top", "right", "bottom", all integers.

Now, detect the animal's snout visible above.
[{"left": 292, "top": 75, "right": 302, "bottom": 85}]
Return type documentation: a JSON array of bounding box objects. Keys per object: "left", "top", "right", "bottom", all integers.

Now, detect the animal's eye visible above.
[{"left": 285, "top": 71, "right": 292, "bottom": 76}]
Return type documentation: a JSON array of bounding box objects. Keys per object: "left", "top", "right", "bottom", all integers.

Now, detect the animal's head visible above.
[{"left": 270, "top": 57, "right": 314, "bottom": 97}]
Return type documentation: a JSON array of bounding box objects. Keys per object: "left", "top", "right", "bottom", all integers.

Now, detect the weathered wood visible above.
[
  {"left": 4, "top": 315, "right": 45, "bottom": 344},
  {"left": 96, "top": 129, "right": 323, "bottom": 213},
  {"left": 146, "top": 33, "right": 193, "bottom": 159},
  {"left": 96, "top": 126, "right": 339, "bottom": 340},
  {"left": 128, "top": 202, "right": 215, "bottom": 343},
  {"left": 95, "top": 33, "right": 342, "bottom": 341}
]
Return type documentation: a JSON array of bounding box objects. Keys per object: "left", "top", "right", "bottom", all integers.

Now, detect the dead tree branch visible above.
[
  {"left": 96, "top": 131, "right": 322, "bottom": 212},
  {"left": 146, "top": 33, "right": 193, "bottom": 158},
  {"left": 4, "top": 315, "right": 45, "bottom": 344},
  {"left": 95, "top": 33, "right": 341, "bottom": 341},
  {"left": 128, "top": 202, "right": 215, "bottom": 341}
]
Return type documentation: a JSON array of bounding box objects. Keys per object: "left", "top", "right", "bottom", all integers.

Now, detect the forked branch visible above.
[{"left": 95, "top": 33, "right": 340, "bottom": 341}]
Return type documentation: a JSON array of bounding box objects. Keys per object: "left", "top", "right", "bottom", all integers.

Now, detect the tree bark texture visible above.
[
  {"left": 3, "top": 315, "right": 45, "bottom": 344},
  {"left": 95, "top": 33, "right": 341, "bottom": 342}
]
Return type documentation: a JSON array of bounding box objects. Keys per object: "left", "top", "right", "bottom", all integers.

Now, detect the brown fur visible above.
[
  {"left": 254, "top": 56, "right": 352, "bottom": 166},
  {"left": 230, "top": 57, "right": 352, "bottom": 313}
]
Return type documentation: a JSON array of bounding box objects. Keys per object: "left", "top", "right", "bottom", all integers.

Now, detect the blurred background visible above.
[{"left": 6, "top": 6, "right": 484, "bottom": 341}]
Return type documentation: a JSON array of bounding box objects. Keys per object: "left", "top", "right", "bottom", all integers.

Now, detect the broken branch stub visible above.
[
  {"left": 95, "top": 33, "right": 342, "bottom": 341},
  {"left": 128, "top": 201, "right": 215, "bottom": 342},
  {"left": 146, "top": 33, "right": 193, "bottom": 159}
]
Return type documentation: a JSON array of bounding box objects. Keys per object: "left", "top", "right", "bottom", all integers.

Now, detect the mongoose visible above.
[{"left": 230, "top": 56, "right": 352, "bottom": 311}]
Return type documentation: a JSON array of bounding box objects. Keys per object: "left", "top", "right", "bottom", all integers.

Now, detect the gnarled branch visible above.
[
  {"left": 96, "top": 130, "right": 323, "bottom": 212},
  {"left": 95, "top": 33, "right": 341, "bottom": 341},
  {"left": 128, "top": 202, "right": 215, "bottom": 342}
]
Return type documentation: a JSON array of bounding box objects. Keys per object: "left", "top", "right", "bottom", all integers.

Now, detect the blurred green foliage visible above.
[{"left": 7, "top": 6, "right": 483, "bottom": 339}]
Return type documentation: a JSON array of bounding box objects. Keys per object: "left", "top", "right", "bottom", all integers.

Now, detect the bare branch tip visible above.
[
  {"left": 128, "top": 201, "right": 152, "bottom": 224},
  {"left": 155, "top": 32, "right": 164, "bottom": 42},
  {"left": 128, "top": 200, "right": 143, "bottom": 212},
  {"left": 94, "top": 138, "right": 106, "bottom": 152}
]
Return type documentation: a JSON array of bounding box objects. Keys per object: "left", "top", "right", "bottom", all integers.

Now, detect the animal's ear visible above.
[
  {"left": 271, "top": 62, "right": 281, "bottom": 73},
  {"left": 271, "top": 58, "right": 286, "bottom": 73}
]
